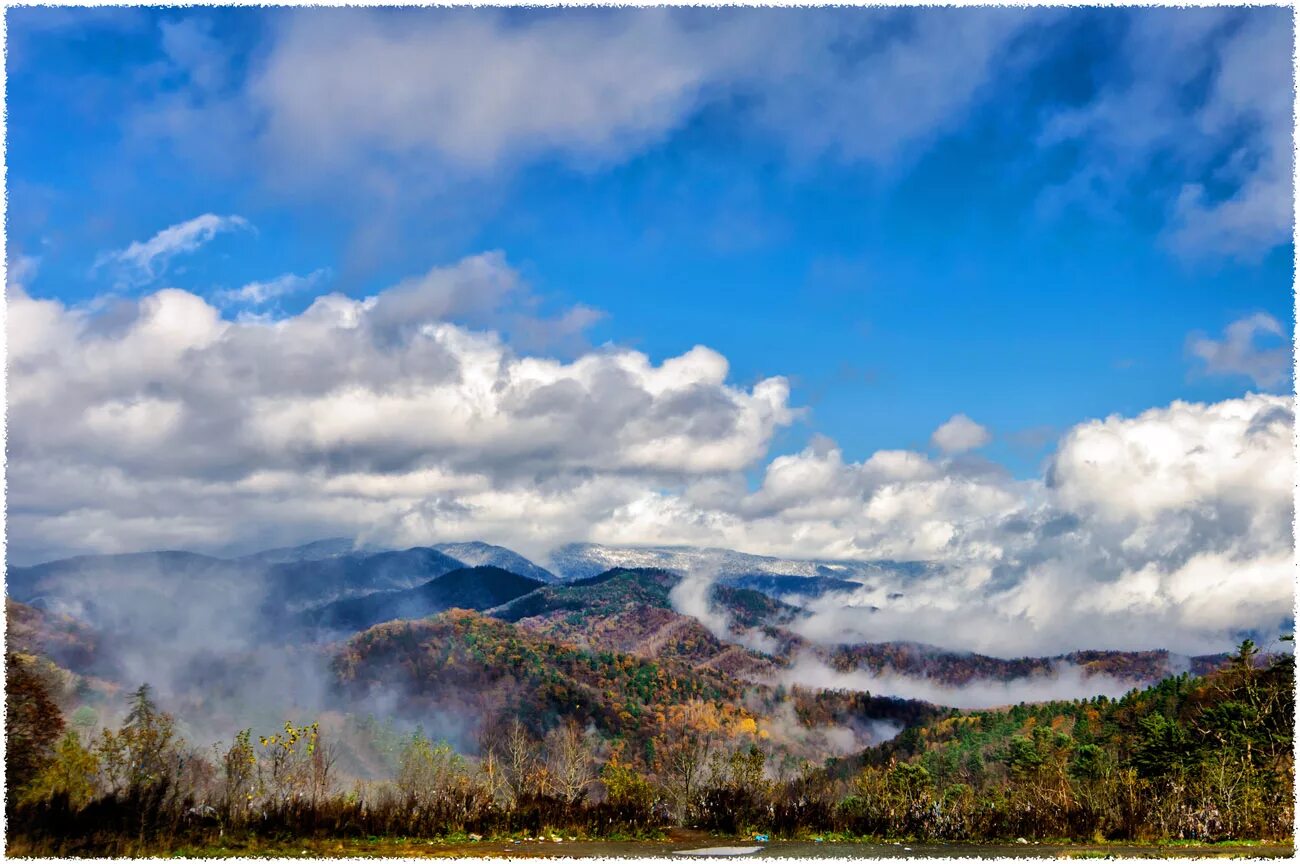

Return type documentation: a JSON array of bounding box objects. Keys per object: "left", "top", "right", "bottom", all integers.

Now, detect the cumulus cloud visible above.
[
  {"left": 931, "top": 414, "right": 991, "bottom": 454},
  {"left": 782, "top": 395, "right": 1294, "bottom": 656},
  {"left": 94, "top": 213, "right": 252, "bottom": 286},
  {"left": 1187, "top": 313, "right": 1289, "bottom": 389},
  {"left": 7, "top": 251, "right": 793, "bottom": 564}
]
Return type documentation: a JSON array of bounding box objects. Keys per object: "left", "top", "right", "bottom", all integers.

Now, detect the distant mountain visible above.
[
  {"left": 824, "top": 642, "right": 1242, "bottom": 688},
  {"left": 8, "top": 541, "right": 1254, "bottom": 711},
  {"left": 3, "top": 542, "right": 549, "bottom": 629},
  {"left": 7, "top": 550, "right": 241, "bottom": 604},
  {"left": 237, "top": 537, "right": 390, "bottom": 565},
  {"left": 431, "top": 541, "right": 555, "bottom": 583},
  {"left": 263, "top": 547, "right": 468, "bottom": 611},
  {"left": 306, "top": 566, "right": 546, "bottom": 632},
  {"left": 721, "top": 572, "right": 862, "bottom": 600},
  {"left": 545, "top": 543, "right": 931, "bottom": 599}
]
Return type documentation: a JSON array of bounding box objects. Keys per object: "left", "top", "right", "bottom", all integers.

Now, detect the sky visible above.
[{"left": 5, "top": 6, "right": 1295, "bottom": 654}]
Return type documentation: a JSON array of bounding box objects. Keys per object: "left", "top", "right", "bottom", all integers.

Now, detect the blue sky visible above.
[{"left": 10, "top": 6, "right": 1291, "bottom": 481}]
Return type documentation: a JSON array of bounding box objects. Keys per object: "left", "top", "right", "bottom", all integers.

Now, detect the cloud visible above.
[
  {"left": 778, "top": 653, "right": 1138, "bottom": 711},
  {"left": 1187, "top": 313, "right": 1289, "bottom": 389},
  {"left": 6, "top": 252, "right": 793, "bottom": 565},
  {"left": 9, "top": 252, "right": 1290, "bottom": 655},
  {"left": 7, "top": 252, "right": 40, "bottom": 290},
  {"left": 783, "top": 395, "right": 1293, "bottom": 656},
  {"left": 131, "top": 8, "right": 1036, "bottom": 188},
  {"left": 217, "top": 269, "right": 330, "bottom": 308},
  {"left": 1038, "top": 8, "right": 1292, "bottom": 261},
  {"left": 931, "top": 414, "right": 991, "bottom": 454},
  {"left": 95, "top": 213, "right": 252, "bottom": 286},
  {"left": 104, "top": 8, "right": 1288, "bottom": 265},
  {"left": 158, "top": 17, "right": 229, "bottom": 93},
  {"left": 249, "top": 9, "right": 723, "bottom": 175}
]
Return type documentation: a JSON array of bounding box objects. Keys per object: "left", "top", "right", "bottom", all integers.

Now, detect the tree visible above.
[
  {"left": 5, "top": 653, "right": 66, "bottom": 801},
  {"left": 397, "top": 732, "right": 467, "bottom": 810},
  {"left": 660, "top": 713, "right": 715, "bottom": 822},
  {"left": 496, "top": 717, "right": 538, "bottom": 804},
  {"left": 257, "top": 721, "right": 319, "bottom": 804},
  {"left": 544, "top": 719, "right": 597, "bottom": 805},
  {"left": 96, "top": 683, "right": 180, "bottom": 797},
  {"left": 22, "top": 730, "right": 99, "bottom": 810},
  {"left": 218, "top": 729, "right": 256, "bottom": 820}
]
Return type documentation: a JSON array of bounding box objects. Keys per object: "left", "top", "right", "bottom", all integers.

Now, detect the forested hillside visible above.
[{"left": 6, "top": 635, "right": 1291, "bottom": 856}]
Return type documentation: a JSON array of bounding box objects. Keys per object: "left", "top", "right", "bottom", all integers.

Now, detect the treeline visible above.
[{"left": 5, "top": 640, "right": 1293, "bottom": 856}]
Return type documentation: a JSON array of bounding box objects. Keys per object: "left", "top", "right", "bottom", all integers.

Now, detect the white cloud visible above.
[
  {"left": 127, "top": 9, "right": 1290, "bottom": 263},
  {"left": 7, "top": 252, "right": 40, "bottom": 290},
  {"left": 1187, "top": 313, "right": 1289, "bottom": 389},
  {"left": 7, "top": 252, "right": 793, "bottom": 564},
  {"left": 778, "top": 654, "right": 1138, "bottom": 711},
  {"left": 250, "top": 10, "right": 719, "bottom": 174},
  {"left": 176, "top": 8, "right": 1035, "bottom": 186},
  {"left": 780, "top": 394, "right": 1293, "bottom": 656},
  {"left": 217, "top": 269, "right": 329, "bottom": 308},
  {"left": 1039, "top": 9, "right": 1291, "bottom": 261},
  {"left": 95, "top": 213, "right": 252, "bottom": 286},
  {"left": 931, "top": 414, "right": 991, "bottom": 454}
]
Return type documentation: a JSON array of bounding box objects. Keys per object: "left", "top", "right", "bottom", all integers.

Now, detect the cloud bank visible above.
[{"left": 7, "top": 252, "right": 1292, "bottom": 658}]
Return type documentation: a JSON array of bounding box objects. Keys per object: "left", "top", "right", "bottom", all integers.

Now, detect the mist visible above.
[{"left": 777, "top": 653, "right": 1138, "bottom": 711}]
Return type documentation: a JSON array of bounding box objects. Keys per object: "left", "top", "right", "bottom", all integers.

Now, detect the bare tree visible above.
[
  {"left": 502, "top": 718, "right": 536, "bottom": 801},
  {"left": 309, "top": 736, "right": 339, "bottom": 807},
  {"left": 661, "top": 721, "right": 714, "bottom": 822},
  {"left": 545, "top": 719, "right": 597, "bottom": 804}
]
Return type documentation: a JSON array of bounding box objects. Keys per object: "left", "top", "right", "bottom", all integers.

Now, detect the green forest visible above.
[{"left": 5, "top": 637, "right": 1293, "bottom": 856}]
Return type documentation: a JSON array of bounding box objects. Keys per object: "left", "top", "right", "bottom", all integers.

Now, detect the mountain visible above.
[
  {"left": 243, "top": 538, "right": 555, "bottom": 581},
  {"left": 8, "top": 541, "right": 1257, "bottom": 724},
  {"left": 430, "top": 541, "right": 556, "bottom": 582},
  {"left": 720, "top": 572, "right": 862, "bottom": 600},
  {"left": 237, "top": 537, "right": 390, "bottom": 565},
  {"left": 491, "top": 567, "right": 797, "bottom": 679},
  {"left": 333, "top": 608, "right": 938, "bottom": 765},
  {"left": 262, "top": 547, "right": 468, "bottom": 611},
  {"left": 545, "top": 542, "right": 931, "bottom": 594},
  {"left": 305, "top": 566, "right": 546, "bottom": 632},
  {"left": 6, "top": 550, "right": 246, "bottom": 608},
  {"left": 6, "top": 598, "right": 103, "bottom": 673},
  {"left": 824, "top": 642, "right": 1239, "bottom": 688}
]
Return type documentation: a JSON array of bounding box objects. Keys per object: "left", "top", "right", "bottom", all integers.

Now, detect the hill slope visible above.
[
  {"left": 306, "top": 566, "right": 547, "bottom": 632},
  {"left": 333, "top": 609, "right": 940, "bottom": 766}
]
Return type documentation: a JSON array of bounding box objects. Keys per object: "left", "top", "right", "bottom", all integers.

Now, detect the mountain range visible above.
[
  {"left": 7, "top": 536, "right": 1264, "bottom": 776},
  {"left": 6, "top": 538, "right": 900, "bottom": 619},
  {"left": 7, "top": 538, "right": 1242, "bottom": 698}
]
